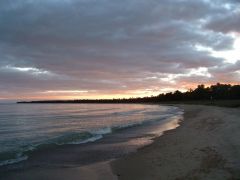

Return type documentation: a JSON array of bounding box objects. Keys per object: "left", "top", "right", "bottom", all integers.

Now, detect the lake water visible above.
[{"left": 0, "top": 103, "right": 182, "bottom": 166}]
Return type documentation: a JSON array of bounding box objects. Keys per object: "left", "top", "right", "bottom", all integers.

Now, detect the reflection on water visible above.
[{"left": 0, "top": 103, "right": 182, "bottom": 166}]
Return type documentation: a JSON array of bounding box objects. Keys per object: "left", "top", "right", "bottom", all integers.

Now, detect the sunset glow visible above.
[{"left": 0, "top": 0, "right": 240, "bottom": 101}]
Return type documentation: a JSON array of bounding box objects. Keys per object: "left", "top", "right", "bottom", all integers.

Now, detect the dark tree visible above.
[{"left": 18, "top": 83, "right": 240, "bottom": 104}]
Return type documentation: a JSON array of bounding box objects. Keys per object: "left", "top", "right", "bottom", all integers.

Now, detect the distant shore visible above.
[
  {"left": 112, "top": 105, "right": 240, "bottom": 179},
  {"left": 17, "top": 100, "right": 240, "bottom": 108},
  {"left": 16, "top": 83, "right": 240, "bottom": 108}
]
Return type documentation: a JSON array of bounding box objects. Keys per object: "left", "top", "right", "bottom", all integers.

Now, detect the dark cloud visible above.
[
  {"left": 0, "top": 0, "right": 239, "bottom": 100},
  {"left": 206, "top": 12, "right": 240, "bottom": 33}
]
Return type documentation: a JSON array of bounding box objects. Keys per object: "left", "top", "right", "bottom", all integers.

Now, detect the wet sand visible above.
[
  {"left": 112, "top": 105, "right": 240, "bottom": 179},
  {"left": 3, "top": 161, "right": 116, "bottom": 180},
  {"left": 0, "top": 108, "right": 181, "bottom": 180},
  {"left": 2, "top": 105, "right": 240, "bottom": 180}
]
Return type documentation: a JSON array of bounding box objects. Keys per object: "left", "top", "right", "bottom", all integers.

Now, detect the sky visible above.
[{"left": 0, "top": 0, "right": 240, "bottom": 101}]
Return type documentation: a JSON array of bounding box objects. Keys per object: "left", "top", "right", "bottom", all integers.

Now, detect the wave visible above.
[
  {"left": 0, "top": 150, "right": 28, "bottom": 166},
  {"left": 0, "top": 107, "right": 183, "bottom": 167}
]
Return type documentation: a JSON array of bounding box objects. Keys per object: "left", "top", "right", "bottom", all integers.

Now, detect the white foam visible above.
[{"left": 0, "top": 154, "right": 28, "bottom": 166}]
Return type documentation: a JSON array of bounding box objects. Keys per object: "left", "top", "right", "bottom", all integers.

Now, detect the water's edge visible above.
[{"left": 0, "top": 105, "right": 183, "bottom": 167}]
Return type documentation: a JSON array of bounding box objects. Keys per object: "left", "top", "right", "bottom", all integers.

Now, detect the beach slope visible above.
[{"left": 112, "top": 105, "right": 240, "bottom": 180}]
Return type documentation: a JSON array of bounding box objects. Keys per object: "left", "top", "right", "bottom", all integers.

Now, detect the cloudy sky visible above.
[{"left": 0, "top": 0, "right": 240, "bottom": 101}]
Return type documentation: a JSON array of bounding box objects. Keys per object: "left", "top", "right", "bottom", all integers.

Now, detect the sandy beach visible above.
[
  {"left": 1, "top": 105, "right": 240, "bottom": 180},
  {"left": 112, "top": 105, "right": 240, "bottom": 179}
]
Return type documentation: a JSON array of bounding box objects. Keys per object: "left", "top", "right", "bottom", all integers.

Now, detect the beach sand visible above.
[
  {"left": 4, "top": 161, "right": 117, "bottom": 180},
  {"left": 2, "top": 105, "right": 240, "bottom": 180},
  {"left": 112, "top": 105, "right": 240, "bottom": 180}
]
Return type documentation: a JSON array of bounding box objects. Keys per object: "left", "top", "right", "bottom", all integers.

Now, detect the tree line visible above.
[
  {"left": 18, "top": 83, "right": 240, "bottom": 104},
  {"left": 157, "top": 83, "right": 240, "bottom": 101}
]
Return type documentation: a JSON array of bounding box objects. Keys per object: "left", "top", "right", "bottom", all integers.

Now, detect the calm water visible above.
[{"left": 0, "top": 103, "right": 182, "bottom": 166}]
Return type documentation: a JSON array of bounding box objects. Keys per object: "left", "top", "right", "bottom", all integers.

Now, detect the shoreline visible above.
[
  {"left": 1, "top": 105, "right": 239, "bottom": 179},
  {"left": 0, "top": 105, "right": 182, "bottom": 180},
  {"left": 111, "top": 105, "right": 240, "bottom": 179}
]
